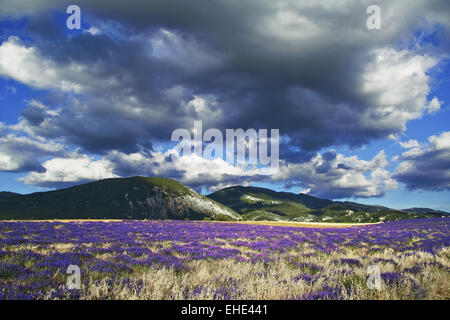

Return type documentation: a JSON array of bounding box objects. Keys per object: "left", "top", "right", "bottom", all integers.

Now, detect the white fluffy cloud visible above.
[
  {"left": 425, "top": 97, "right": 442, "bottom": 114},
  {"left": 0, "top": 36, "right": 123, "bottom": 97},
  {"left": 20, "top": 147, "right": 398, "bottom": 199},
  {"left": 361, "top": 48, "right": 438, "bottom": 131},
  {"left": 273, "top": 150, "right": 397, "bottom": 198},
  {"left": 20, "top": 148, "right": 268, "bottom": 190},
  {"left": 0, "top": 37, "right": 84, "bottom": 93},
  {"left": 105, "top": 149, "right": 270, "bottom": 191},
  {"left": 20, "top": 154, "right": 118, "bottom": 187},
  {"left": 399, "top": 139, "right": 420, "bottom": 149}
]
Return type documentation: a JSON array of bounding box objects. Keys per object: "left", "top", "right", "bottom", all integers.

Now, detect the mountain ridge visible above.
[
  {"left": 206, "top": 185, "right": 449, "bottom": 223},
  {"left": 0, "top": 178, "right": 448, "bottom": 222},
  {"left": 0, "top": 176, "right": 240, "bottom": 221}
]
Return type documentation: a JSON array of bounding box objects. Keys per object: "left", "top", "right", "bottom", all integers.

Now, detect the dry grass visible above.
[
  {"left": 210, "top": 220, "right": 378, "bottom": 228},
  {"left": 76, "top": 247, "right": 450, "bottom": 300}
]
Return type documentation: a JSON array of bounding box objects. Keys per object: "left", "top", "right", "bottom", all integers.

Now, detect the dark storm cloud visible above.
[
  {"left": 21, "top": 104, "right": 47, "bottom": 126},
  {"left": 2, "top": 20, "right": 196, "bottom": 152},
  {"left": 1, "top": 0, "right": 449, "bottom": 158},
  {"left": 393, "top": 133, "right": 450, "bottom": 191}
]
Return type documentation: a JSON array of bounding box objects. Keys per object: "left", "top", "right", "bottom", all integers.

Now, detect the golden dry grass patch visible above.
[{"left": 210, "top": 220, "right": 379, "bottom": 228}]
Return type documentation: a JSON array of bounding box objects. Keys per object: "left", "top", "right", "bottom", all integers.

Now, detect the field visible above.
[{"left": 0, "top": 218, "right": 449, "bottom": 300}]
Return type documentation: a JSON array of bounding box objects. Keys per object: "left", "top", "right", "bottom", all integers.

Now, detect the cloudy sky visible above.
[{"left": 0, "top": 0, "right": 449, "bottom": 211}]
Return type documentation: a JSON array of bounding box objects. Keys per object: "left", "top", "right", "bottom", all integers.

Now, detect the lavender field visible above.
[{"left": 0, "top": 218, "right": 449, "bottom": 300}]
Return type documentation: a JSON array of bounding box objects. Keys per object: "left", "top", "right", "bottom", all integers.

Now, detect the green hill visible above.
[
  {"left": 207, "top": 186, "right": 449, "bottom": 223},
  {"left": 402, "top": 207, "right": 450, "bottom": 215},
  {"left": 0, "top": 192, "right": 22, "bottom": 200},
  {"left": 0, "top": 177, "right": 241, "bottom": 221},
  {"left": 1, "top": 178, "right": 447, "bottom": 222},
  {"left": 207, "top": 186, "right": 327, "bottom": 221}
]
